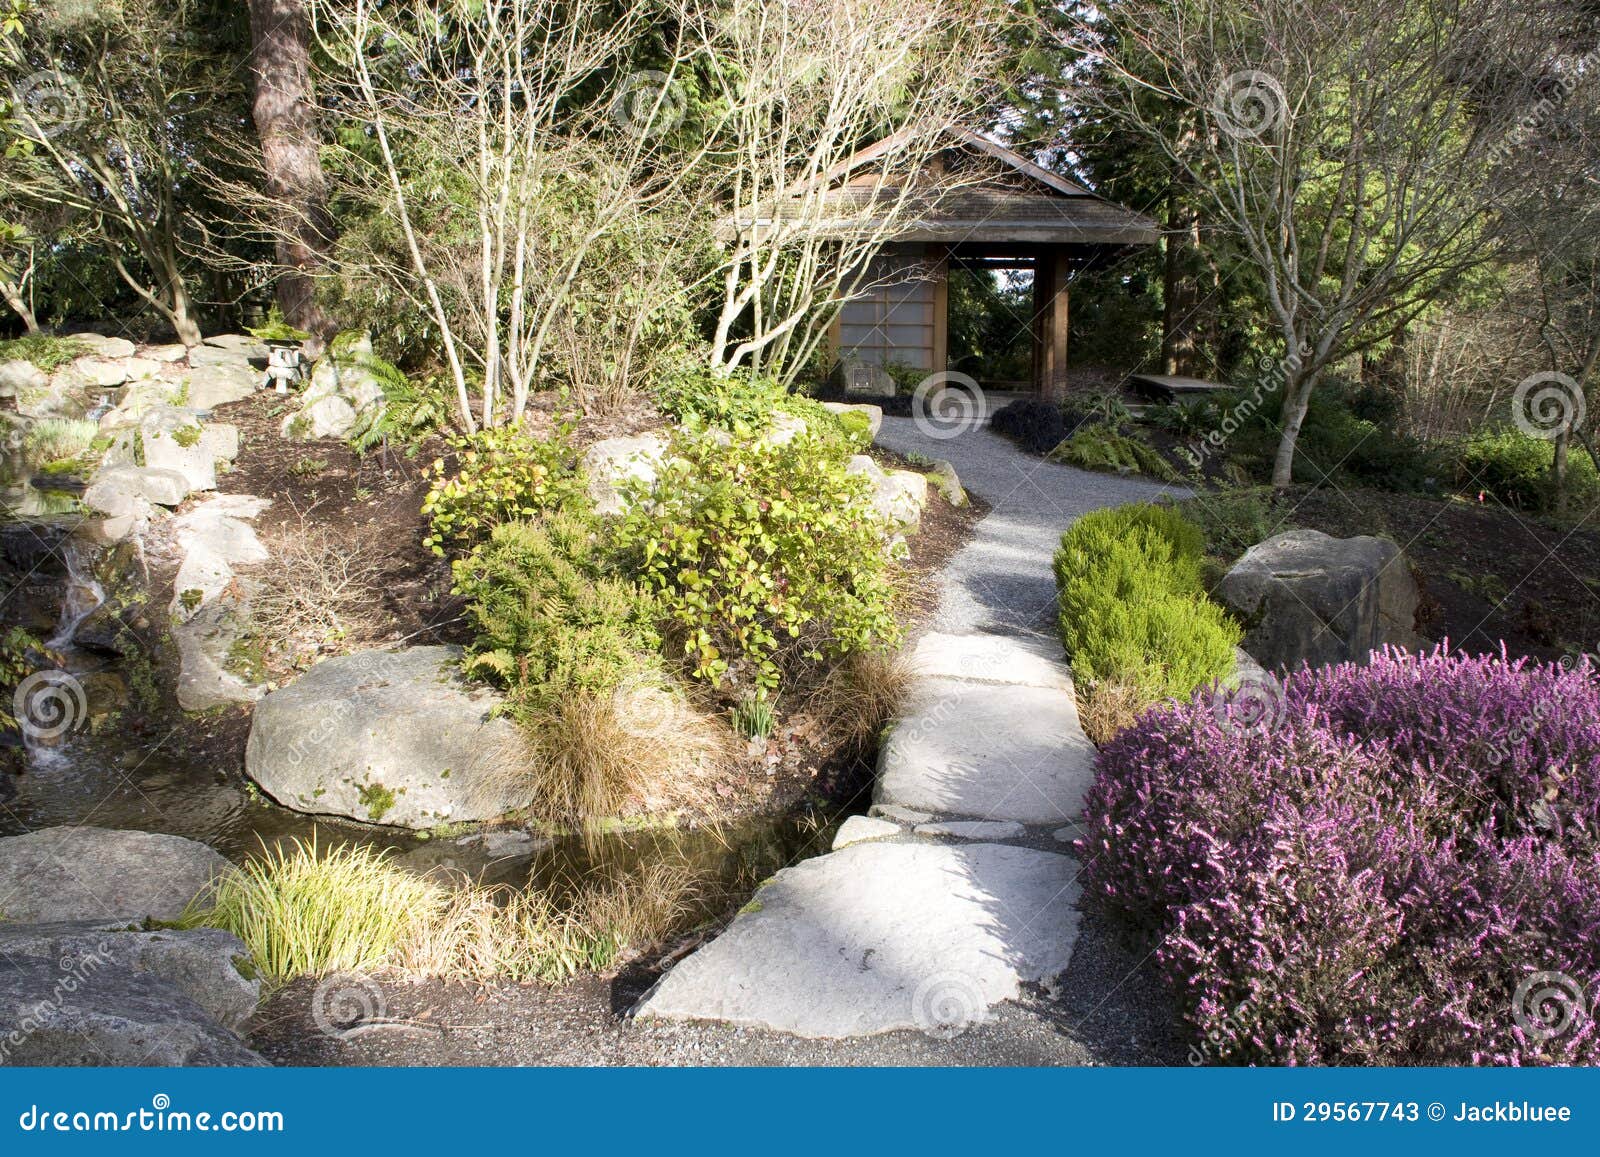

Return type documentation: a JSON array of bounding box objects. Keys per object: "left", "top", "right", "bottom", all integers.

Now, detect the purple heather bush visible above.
[{"left": 1079, "top": 647, "right": 1600, "bottom": 1065}]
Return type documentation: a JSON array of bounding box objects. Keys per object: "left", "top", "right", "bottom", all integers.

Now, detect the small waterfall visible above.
[{"left": 47, "top": 537, "right": 105, "bottom": 651}]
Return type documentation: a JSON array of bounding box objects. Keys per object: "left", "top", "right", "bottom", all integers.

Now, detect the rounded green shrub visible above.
[{"left": 421, "top": 425, "right": 587, "bottom": 555}]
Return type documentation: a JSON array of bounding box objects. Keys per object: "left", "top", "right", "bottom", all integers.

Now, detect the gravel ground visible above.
[
  {"left": 250, "top": 910, "right": 1187, "bottom": 1066},
  {"left": 874, "top": 415, "right": 1188, "bottom": 636}
]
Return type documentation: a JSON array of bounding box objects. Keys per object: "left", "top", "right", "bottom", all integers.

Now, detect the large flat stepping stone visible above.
[
  {"left": 908, "top": 630, "right": 1071, "bottom": 690},
  {"left": 0, "top": 827, "right": 230, "bottom": 924},
  {"left": 635, "top": 841, "right": 1082, "bottom": 1039},
  {"left": 876, "top": 676, "right": 1096, "bottom": 825}
]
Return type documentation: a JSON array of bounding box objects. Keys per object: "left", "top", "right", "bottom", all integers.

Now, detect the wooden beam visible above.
[
  {"left": 1038, "top": 245, "right": 1070, "bottom": 403},
  {"left": 931, "top": 244, "right": 949, "bottom": 375}
]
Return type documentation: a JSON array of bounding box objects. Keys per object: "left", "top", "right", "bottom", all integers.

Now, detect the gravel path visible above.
[{"left": 874, "top": 415, "right": 1188, "bottom": 636}]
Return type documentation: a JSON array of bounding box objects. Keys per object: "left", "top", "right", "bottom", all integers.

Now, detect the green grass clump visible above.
[
  {"left": 0, "top": 335, "right": 89, "bottom": 371},
  {"left": 23, "top": 418, "right": 99, "bottom": 466},
  {"left": 1054, "top": 503, "right": 1238, "bottom": 740},
  {"left": 191, "top": 836, "right": 444, "bottom": 983},
  {"left": 1049, "top": 420, "right": 1177, "bottom": 480}
]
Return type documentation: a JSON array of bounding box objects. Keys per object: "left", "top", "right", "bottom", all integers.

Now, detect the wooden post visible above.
[
  {"left": 931, "top": 244, "right": 949, "bottom": 373},
  {"left": 1038, "top": 245, "right": 1070, "bottom": 403}
]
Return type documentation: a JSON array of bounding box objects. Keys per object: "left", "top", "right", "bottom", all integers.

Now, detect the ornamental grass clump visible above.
[{"left": 1079, "top": 647, "right": 1600, "bottom": 1065}]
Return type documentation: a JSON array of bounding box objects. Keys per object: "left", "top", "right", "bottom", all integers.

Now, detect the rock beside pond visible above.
[
  {"left": 0, "top": 923, "right": 260, "bottom": 1032},
  {"left": 84, "top": 464, "right": 190, "bottom": 515},
  {"left": 245, "top": 645, "right": 535, "bottom": 829},
  {"left": 0, "top": 953, "right": 263, "bottom": 1066},
  {"left": 0, "top": 826, "right": 230, "bottom": 924},
  {"left": 1216, "top": 529, "right": 1424, "bottom": 671}
]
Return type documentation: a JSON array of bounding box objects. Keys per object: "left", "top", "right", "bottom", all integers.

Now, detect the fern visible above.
[{"left": 347, "top": 362, "right": 449, "bottom": 455}]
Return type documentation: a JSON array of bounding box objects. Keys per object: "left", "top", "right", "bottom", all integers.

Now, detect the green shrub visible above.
[
  {"left": 421, "top": 425, "right": 586, "bottom": 555},
  {"left": 1179, "top": 487, "right": 1284, "bottom": 560},
  {"left": 1049, "top": 421, "right": 1177, "bottom": 480},
  {"left": 1054, "top": 504, "right": 1237, "bottom": 724},
  {"left": 0, "top": 334, "right": 88, "bottom": 371},
  {"left": 1450, "top": 429, "right": 1599, "bottom": 511},
  {"left": 655, "top": 364, "right": 863, "bottom": 458},
  {"left": 612, "top": 428, "right": 900, "bottom": 692},
  {"left": 452, "top": 515, "right": 659, "bottom": 714},
  {"left": 347, "top": 359, "right": 450, "bottom": 456}
]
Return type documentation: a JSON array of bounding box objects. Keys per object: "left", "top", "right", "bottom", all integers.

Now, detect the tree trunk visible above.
[
  {"left": 1161, "top": 190, "right": 1201, "bottom": 376},
  {"left": 0, "top": 281, "right": 39, "bottom": 333},
  {"left": 1272, "top": 373, "right": 1315, "bottom": 488},
  {"left": 1552, "top": 427, "right": 1570, "bottom": 513},
  {"left": 247, "top": 0, "right": 335, "bottom": 336}
]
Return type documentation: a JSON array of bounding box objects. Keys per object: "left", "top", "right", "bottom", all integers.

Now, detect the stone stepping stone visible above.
[
  {"left": 915, "top": 819, "right": 1025, "bottom": 841},
  {"left": 907, "top": 630, "right": 1072, "bottom": 690},
  {"left": 832, "top": 814, "right": 901, "bottom": 850},
  {"left": 876, "top": 675, "right": 1096, "bottom": 825},
  {"left": 635, "top": 840, "right": 1082, "bottom": 1039}
]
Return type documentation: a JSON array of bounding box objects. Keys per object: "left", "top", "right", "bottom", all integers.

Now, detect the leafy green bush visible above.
[
  {"left": 655, "top": 364, "right": 863, "bottom": 458},
  {"left": 348, "top": 365, "right": 451, "bottom": 456},
  {"left": 421, "top": 425, "right": 586, "bottom": 555},
  {"left": 1054, "top": 504, "right": 1237, "bottom": 731},
  {"left": 452, "top": 515, "right": 659, "bottom": 713},
  {"left": 612, "top": 428, "right": 900, "bottom": 692},
  {"left": 1179, "top": 487, "right": 1284, "bottom": 560},
  {"left": 1049, "top": 421, "right": 1177, "bottom": 480},
  {"left": 1450, "top": 429, "right": 1599, "bottom": 511}
]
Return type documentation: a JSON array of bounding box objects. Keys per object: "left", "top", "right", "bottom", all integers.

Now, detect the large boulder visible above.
[
  {"left": 67, "top": 333, "right": 136, "bottom": 359},
  {"left": 821, "top": 401, "right": 883, "bottom": 440},
  {"left": 846, "top": 454, "right": 927, "bottom": 530},
  {"left": 245, "top": 645, "right": 535, "bottom": 828},
  {"left": 139, "top": 407, "right": 215, "bottom": 492},
  {"left": 0, "top": 954, "right": 263, "bottom": 1066},
  {"left": 184, "top": 361, "right": 257, "bottom": 409},
  {"left": 84, "top": 464, "right": 190, "bottom": 514},
  {"left": 0, "top": 359, "right": 47, "bottom": 398},
  {"left": 0, "top": 924, "right": 260, "bottom": 1032},
  {"left": 281, "top": 334, "right": 386, "bottom": 440},
  {"left": 0, "top": 827, "right": 230, "bottom": 924},
  {"left": 583, "top": 433, "right": 666, "bottom": 516},
  {"left": 1216, "top": 529, "right": 1425, "bottom": 671}
]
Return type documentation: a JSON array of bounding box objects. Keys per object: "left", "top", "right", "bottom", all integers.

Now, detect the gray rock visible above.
[
  {"left": 758, "top": 411, "right": 809, "bottom": 448},
  {"left": 0, "top": 827, "right": 230, "bottom": 924},
  {"left": 199, "top": 423, "right": 240, "bottom": 462},
  {"left": 876, "top": 676, "right": 1096, "bottom": 825},
  {"left": 173, "top": 499, "right": 268, "bottom": 565},
  {"left": 831, "top": 814, "right": 902, "bottom": 850},
  {"left": 140, "top": 409, "right": 215, "bottom": 493},
  {"left": 0, "top": 358, "right": 47, "bottom": 396},
  {"left": 143, "top": 344, "right": 189, "bottom": 363},
  {"left": 914, "top": 820, "right": 1025, "bottom": 841},
  {"left": 1052, "top": 826, "right": 1076, "bottom": 843},
  {"left": 868, "top": 804, "right": 934, "bottom": 825},
  {"left": 245, "top": 645, "right": 535, "bottom": 828},
  {"left": 71, "top": 356, "right": 131, "bottom": 388},
  {"left": 0, "top": 923, "right": 259, "bottom": 1032},
  {"left": 0, "top": 954, "right": 263, "bottom": 1066},
  {"left": 67, "top": 333, "right": 137, "bottom": 359},
  {"left": 821, "top": 401, "right": 883, "bottom": 440},
  {"left": 173, "top": 602, "right": 263, "bottom": 711},
  {"left": 846, "top": 455, "right": 927, "bottom": 530},
  {"left": 1216, "top": 529, "right": 1424, "bottom": 671},
  {"left": 202, "top": 333, "right": 267, "bottom": 358},
  {"left": 635, "top": 840, "right": 1082, "bottom": 1038},
  {"left": 583, "top": 433, "right": 667, "bottom": 516},
  {"left": 280, "top": 346, "right": 386, "bottom": 440},
  {"left": 927, "top": 458, "right": 967, "bottom": 506},
  {"left": 184, "top": 362, "right": 257, "bottom": 409},
  {"left": 84, "top": 464, "right": 190, "bottom": 514},
  {"left": 170, "top": 544, "right": 235, "bottom": 621}
]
